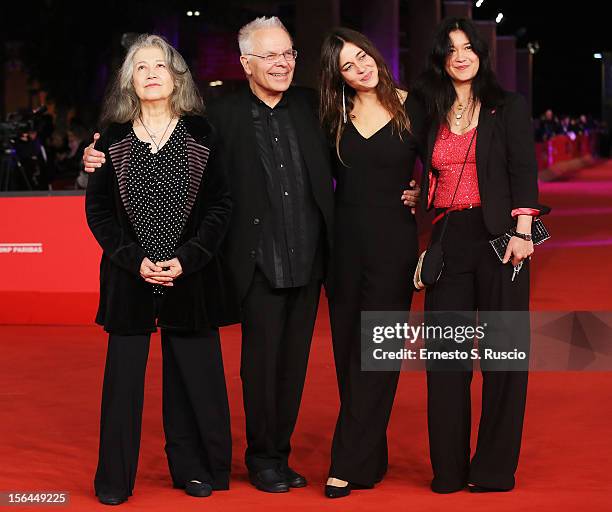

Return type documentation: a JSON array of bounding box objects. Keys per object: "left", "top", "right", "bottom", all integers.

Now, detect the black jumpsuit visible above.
[{"left": 327, "top": 98, "right": 423, "bottom": 486}]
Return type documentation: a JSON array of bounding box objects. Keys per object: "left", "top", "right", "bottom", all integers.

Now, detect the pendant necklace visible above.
[
  {"left": 139, "top": 115, "right": 174, "bottom": 153},
  {"left": 453, "top": 97, "right": 472, "bottom": 127}
]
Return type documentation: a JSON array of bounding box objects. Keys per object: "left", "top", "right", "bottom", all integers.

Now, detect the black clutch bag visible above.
[{"left": 489, "top": 218, "right": 551, "bottom": 262}]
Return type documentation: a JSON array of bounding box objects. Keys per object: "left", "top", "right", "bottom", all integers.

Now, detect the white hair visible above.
[{"left": 238, "top": 16, "right": 292, "bottom": 55}]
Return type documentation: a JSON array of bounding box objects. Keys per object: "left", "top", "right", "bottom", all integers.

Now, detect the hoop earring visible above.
[{"left": 342, "top": 83, "right": 347, "bottom": 124}]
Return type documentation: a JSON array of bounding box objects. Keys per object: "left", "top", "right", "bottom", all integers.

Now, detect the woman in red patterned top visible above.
[{"left": 411, "top": 18, "right": 550, "bottom": 494}]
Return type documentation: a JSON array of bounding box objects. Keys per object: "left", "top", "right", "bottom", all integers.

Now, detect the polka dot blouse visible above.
[{"left": 127, "top": 119, "right": 188, "bottom": 295}]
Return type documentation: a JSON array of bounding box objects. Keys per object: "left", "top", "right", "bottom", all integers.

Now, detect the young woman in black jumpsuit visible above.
[{"left": 319, "top": 27, "right": 424, "bottom": 498}]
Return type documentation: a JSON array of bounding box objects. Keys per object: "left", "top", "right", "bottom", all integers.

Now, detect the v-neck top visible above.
[
  {"left": 126, "top": 118, "right": 189, "bottom": 295},
  {"left": 336, "top": 115, "right": 419, "bottom": 208},
  {"left": 349, "top": 117, "right": 391, "bottom": 140}
]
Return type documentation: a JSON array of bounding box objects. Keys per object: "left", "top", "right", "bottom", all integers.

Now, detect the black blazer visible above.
[
  {"left": 421, "top": 91, "right": 550, "bottom": 235},
  {"left": 206, "top": 85, "right": 335, "bottom": 313},
  {"left": 85, "top": 115, "right": 234, "bottom": 334}
]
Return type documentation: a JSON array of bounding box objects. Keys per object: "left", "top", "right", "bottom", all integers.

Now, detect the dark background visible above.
[
  {"left": 0, "top": 0, "right": 608, "bottom": 122},
  {"left": 473, "top": 0, "right": 608, "bottom": 117}
]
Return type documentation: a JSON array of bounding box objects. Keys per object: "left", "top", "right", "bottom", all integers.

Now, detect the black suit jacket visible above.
[
  {"left": 421, "top": 91, "right": 550, "bottom": 235},
  {"left": 86, "top": 115, "right": 235, "bottom": 334},
  {"left": 206, "top": 85, "right": 335, "bottom": 318}
]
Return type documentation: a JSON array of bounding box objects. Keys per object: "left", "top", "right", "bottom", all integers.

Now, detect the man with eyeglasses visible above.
[{"left": 204, "top": 15, "right": 335, "bottom": 494}]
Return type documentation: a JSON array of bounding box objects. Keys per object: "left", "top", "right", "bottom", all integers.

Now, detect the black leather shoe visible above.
[
  {"left": 325, "top": 483, "right": 351, "bottom": 498},
  {"left": 468, "top": 483, "right": 510, "bottom": 493},
  {"left": 97, "top": 494, "right": 127, "bottom": 506},
  {"left": 185, "top": 480, "right": 213, "bottom": 497},
  {"left": 249, "top": 468, "right": 290, "bottom": 493},
  {"left": 280, "top": 466, "right": 307, "bottom": 488}
]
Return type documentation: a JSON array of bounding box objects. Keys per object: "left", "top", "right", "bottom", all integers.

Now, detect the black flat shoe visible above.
[
  {"left": 325, "top": 483, "right": 351, "bottom": 498},
  {"left": 185, "top": 480, "right": 213, "bottom": 497},
  {"left": 280, "top": 466, "right": 307, "bottom": 488},
  {"left": 249, "top": 468, "right": 290, "bottom": 493},
  {"left": 97, "top": 494, "right": 127, "bottom": 506},
  {"left": 468, "top": 483, "right": 511, "bottom": 493}
]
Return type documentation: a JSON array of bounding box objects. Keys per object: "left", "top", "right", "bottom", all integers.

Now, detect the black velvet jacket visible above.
[{"left": 85, "top": 115, "right": 234, "bottom": 334}]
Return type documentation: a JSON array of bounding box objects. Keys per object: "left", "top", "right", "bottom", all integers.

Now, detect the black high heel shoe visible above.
[
  {"left": 185, "top": 480, "right": 213, "bottom": 497},
  {"left": 325, "top": 482, "right": 351, "bottom": 498}
]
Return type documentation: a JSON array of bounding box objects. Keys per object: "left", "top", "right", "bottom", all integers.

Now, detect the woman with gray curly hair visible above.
[{"left": 85, "top": 34, "right": 233, "bottom": 505}]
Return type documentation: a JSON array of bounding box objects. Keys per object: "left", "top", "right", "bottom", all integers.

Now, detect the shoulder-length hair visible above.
[
  {"left": 413, "top": 17, "right": 505, "bottom": 126},
  {"left": 319, "top": 27, "right": 410, "bottom": 163},
  {"left": 100, "top": 34, "right": 204, "bottom": 126}
]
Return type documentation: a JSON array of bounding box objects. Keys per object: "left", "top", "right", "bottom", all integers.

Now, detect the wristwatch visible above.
[{"left": 510, "top": 230, "right": 532, "bottom": 242}]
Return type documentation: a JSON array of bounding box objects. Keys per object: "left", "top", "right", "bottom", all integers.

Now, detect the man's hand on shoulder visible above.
[{"left": 83, "top": 133, "right": 106, "bottom": 173}]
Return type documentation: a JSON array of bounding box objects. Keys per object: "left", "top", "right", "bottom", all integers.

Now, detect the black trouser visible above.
[
  {"left": 328, "top": 301, "right": 401, "bottom": 487},
  {"left": 240, "top": 268, "right": 321, "bottom": 472},
  {"left": 94, "top": 327, "right": 231, "bottom": 497},
  {"left": 425, "top": 207, "right": 529, "bottom": 492},
  {"left": 327, "top": 205, "right": 416, "bottom": 487}
]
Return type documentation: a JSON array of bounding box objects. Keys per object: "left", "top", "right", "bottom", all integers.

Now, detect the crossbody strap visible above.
[{"left": 436, "top": 127, "right": 478, "bottom": 241}]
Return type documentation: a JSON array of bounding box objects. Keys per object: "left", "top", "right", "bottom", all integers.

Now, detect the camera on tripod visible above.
[
  {"left": 1, "top": 106, "right": 47, "bottom": 146},
  {"left": 0, "top": 106, "right": 48, "bottom": 191}
]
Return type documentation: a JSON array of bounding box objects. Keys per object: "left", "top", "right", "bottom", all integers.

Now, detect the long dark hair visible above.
[
  {"left": 319, "top": 27, "right": 410, "bottom": 161},
  {"left": 413, "top": 17, "right": 504, "bottom": 126}
]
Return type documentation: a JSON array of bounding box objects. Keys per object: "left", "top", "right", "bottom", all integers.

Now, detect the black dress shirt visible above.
[{"left": 250, "top": 91, "right": 323, "bottom": 289}]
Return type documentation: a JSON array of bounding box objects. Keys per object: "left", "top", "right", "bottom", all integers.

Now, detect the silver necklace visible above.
[{"left": 138, "top": 115, "right": 174, "bottom": 152}]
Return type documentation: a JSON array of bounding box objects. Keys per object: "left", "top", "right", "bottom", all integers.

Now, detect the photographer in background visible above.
[{"left": 0, "top": 106, "right": 51, "bottom": 191}]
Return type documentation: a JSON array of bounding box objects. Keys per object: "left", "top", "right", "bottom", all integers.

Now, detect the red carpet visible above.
[{"left": 2, "top": 161, "right": 612, "bottom": 511}]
